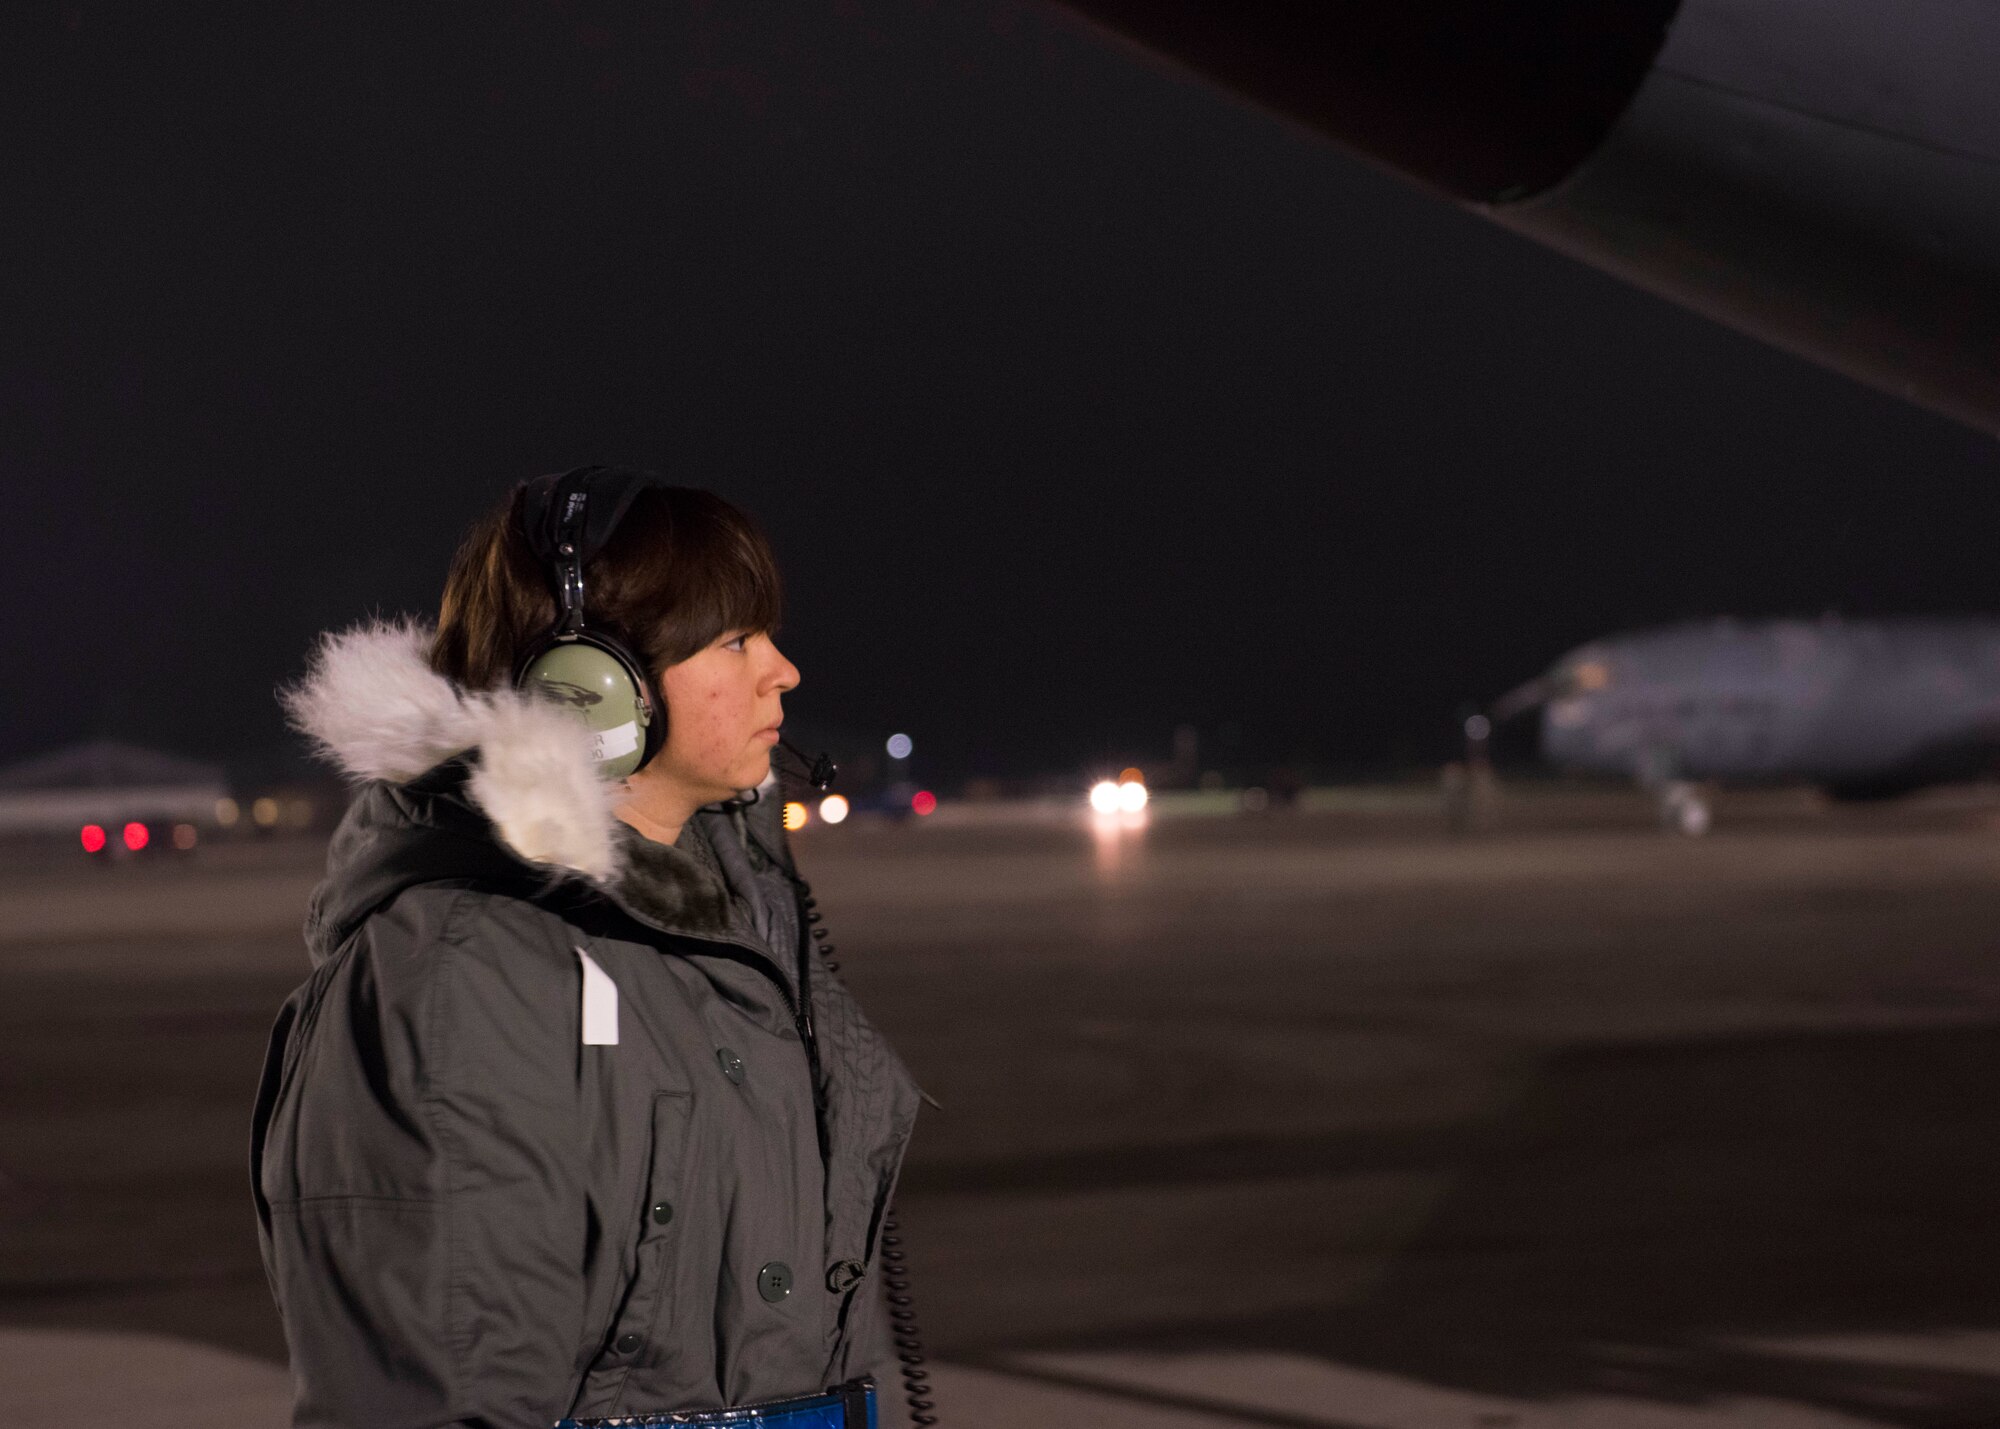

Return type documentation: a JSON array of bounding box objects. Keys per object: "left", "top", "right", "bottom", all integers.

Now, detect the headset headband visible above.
[
  {"left": 520, "top": 465, "right": 668, "bottom": 613},
  {"left": 551, "top": 473, "right": 589, "bottom": 636}
]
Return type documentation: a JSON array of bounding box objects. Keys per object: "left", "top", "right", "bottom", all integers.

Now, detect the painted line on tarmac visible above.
[{"left": 960, "top": 1355, "right": 1380, "bottom": 1428}]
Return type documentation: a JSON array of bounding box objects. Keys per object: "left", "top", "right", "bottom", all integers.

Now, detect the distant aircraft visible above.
[
  {"left": 1061, "top": 1, "right": 2000, "bottom": 435},
  {"left": 1484, "top": 617, "right": 2000, "bottom": 832}
]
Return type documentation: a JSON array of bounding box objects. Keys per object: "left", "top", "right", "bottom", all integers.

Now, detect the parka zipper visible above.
[{"left": 790, "top": 890, "right": 830, "bottom": 1164}]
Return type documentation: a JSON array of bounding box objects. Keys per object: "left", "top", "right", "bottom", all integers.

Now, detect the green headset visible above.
[{"left": 513, "top": 466, "right": 667, "bottom": 781}]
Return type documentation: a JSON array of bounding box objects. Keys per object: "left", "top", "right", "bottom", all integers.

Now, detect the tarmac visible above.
[{"left": 5, "top": 783, "right": 2000, "bottom": 1428}]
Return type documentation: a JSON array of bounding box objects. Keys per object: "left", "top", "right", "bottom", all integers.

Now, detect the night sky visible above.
[{"left": 7, "top": 2, "right": 1999, "bottom": 786}]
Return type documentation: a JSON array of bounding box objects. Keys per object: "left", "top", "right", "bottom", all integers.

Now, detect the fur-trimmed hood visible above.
[{"left": 284, "top": 620, "right": 624, "bottom": 883}]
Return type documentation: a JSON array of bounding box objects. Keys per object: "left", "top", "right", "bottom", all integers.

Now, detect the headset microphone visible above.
[{"left": 780, "top": 737, "right": 838, "bottom": 792}]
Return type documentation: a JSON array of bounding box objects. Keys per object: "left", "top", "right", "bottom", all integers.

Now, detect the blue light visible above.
[{"left": 886, "top": 733, "right": 913, "bottom": 760}]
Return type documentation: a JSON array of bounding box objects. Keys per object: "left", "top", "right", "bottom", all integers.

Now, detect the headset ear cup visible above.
[{"left": 516, "top": 637, "right": 659, "bottom": 780}]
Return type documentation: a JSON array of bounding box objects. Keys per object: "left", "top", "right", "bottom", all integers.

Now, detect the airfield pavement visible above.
[{"left": 4, "top": 784, "right": 2000, "bottom": 1428}]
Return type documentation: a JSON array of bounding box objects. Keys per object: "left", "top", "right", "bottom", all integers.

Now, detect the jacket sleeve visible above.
[{"left": 253, "top": 888, "right": 592, "bottom": 1429}]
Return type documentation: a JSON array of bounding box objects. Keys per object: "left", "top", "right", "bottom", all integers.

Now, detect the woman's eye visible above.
[{"left": 723, "top": 634, "right": 748, "bottom": 652}]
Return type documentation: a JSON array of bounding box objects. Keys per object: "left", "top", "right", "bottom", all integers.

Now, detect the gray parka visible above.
[{"left": 251, "top": 622, "right": 922, "bottom": 1429}]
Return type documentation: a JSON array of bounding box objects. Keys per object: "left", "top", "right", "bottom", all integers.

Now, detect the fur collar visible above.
[{"left": 283, "top": 620, "right": 624, "bottom": 882}]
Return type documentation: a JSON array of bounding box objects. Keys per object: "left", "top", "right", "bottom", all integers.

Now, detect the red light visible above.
[
  {"left": 80, "top": 824, "right": 107, "bottom": 853},
  {"left": 911, "top": 790, "right": 937, "bottom": 816},
  {"left": 122, "top": 821, "right": 149, "bottom": 852}
]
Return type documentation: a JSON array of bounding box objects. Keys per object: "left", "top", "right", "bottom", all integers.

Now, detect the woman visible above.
[{"left": 251, "top": 467, "right": 927, "bottom": 1429}]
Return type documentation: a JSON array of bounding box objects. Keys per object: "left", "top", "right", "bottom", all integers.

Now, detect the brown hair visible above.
[{"left": 430, "top": 483, "right": 783, "bottom": 690}]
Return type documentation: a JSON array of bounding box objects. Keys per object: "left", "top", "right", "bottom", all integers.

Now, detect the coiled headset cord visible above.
[
  {"left": 793, "top": 875, "right": 938, "bottom": 1428},
  {"left": 879, "top": 1206, "right": 935, "bottom": 1426}
]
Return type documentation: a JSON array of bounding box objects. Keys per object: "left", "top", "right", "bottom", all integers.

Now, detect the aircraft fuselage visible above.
[{"left": 1532, "top": 618, "right": 2000, "bottom": 796}]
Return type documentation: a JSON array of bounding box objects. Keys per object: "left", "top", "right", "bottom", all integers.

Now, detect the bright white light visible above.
[
  {"left": 818, "top": 794, "right": 851, "bottom": 825},
  {"left": 886, "top": 733, "right": 914, "bottom": 760},
  {"left": 1116, "top": 779, "right": 1148, "bottom": 813},
  {"left": 1088, "top": 780, "right": 1122, "bottom": 814}
]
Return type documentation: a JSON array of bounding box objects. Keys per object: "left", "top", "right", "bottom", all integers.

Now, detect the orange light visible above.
[
  {"left": 80, "top": 824, "right": 107, "bottom": 853},
  {"left": 122, "top": 821, "right": 150, "bottom": 852},
  {"left": 1118, "top": 767, "right": 1144, "bottom": 785},
  {"left": 782, "top": 801, "right": 809, "bottom": 832},
  {"left": 911, "top": 790, "right": 937, "bottom": 816}
]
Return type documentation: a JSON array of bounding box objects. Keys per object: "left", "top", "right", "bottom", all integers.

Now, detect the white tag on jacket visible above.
[{"left": 576, "top": 946, "right": 619, "bottom": 1046}]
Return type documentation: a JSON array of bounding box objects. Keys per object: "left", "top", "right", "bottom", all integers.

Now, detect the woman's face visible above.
[{"left": 651, "top": 629, "right": 800, "bottom": 803}]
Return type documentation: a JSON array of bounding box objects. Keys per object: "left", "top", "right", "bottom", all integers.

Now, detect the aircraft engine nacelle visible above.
[{"left": 1061, "top": 0, "right": 2000, "bottom": 435}]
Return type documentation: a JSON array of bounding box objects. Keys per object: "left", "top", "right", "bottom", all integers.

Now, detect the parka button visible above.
[
  {"left": 650, "top": 1201, "right": 674, "bottom": 1225},
  {"left": 613, "top": 1332, "right": 642, "bottom": 1355},
  {"left": 716, "top": 1047, "right": 745, "bottom": 1085},
  {"left": 757, "top": 1261, "right": 793, "bottom": 1302},
  {"left": 826, "top": 1259, "right": 866, "bottom": 1293}
]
